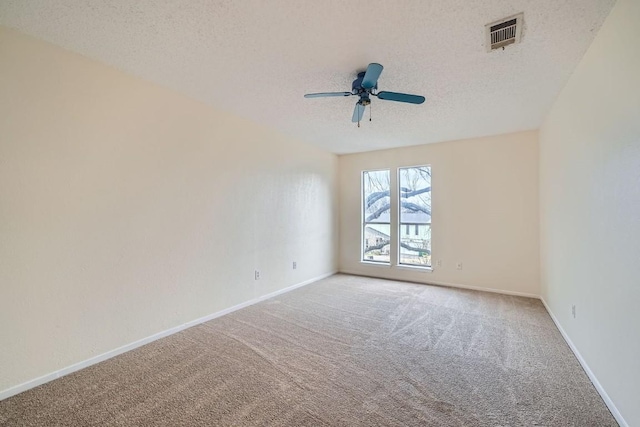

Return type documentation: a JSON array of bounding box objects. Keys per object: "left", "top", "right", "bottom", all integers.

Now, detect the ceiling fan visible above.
[{"left": 304, "top": 63, "right": 425, "bottom": 126}]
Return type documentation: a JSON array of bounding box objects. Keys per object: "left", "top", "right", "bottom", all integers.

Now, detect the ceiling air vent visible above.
[{"left": 486, "top": 13, "right": 523, "bottom": 52}]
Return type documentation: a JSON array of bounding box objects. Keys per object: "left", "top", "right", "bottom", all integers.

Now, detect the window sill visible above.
[
  {"left": 359, "top": 261, "right": 432, "bottom": 272},
  {"left": 360, "top": 261, "right": 391, "bottom": 268},
  {"left": 395, "top": 264, "right": 433, "bottom": 272}
]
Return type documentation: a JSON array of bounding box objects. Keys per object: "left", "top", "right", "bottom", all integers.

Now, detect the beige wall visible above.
[
  {"left": 339, "top": 131, "right": 539, "bottom": 296},
  {"left": 539, "top": 0, "right": 640, "bottom": 424},
  {"left": 0, "top": 28, "right": 338, "bottom": 394}
]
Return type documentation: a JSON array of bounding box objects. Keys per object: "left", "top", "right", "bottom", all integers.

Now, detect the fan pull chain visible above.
[{"left": 370, "top": 103, "right": 372, "bottom": 121}]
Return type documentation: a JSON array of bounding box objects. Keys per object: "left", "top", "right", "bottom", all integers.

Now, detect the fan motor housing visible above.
[{"left": 353, "top": 71, "right": 376, "bottom": 93}]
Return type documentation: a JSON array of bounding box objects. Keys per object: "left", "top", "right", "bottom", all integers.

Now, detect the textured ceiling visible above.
[{"left": 0, "top": 1, "right": 615, "bottom": 154}]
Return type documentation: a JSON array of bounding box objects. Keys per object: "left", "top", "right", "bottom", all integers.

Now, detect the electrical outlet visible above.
[
  {"left": 435, "top": 260, "right": 442, "bottom": 268},
  {"left": 456, "top": 262, "right": 463, "bottom": 270},
  {"left": 292, "top": 261, "right": 297, "bottom": 270},
  {"left": 572, "top": 305, "right": 576, "bottom": 318},
  {"left": 255, "top": 270, "right": 260, "bottom": 280}
]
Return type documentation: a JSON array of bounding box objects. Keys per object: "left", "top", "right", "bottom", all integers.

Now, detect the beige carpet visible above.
[{"left": 0, "top": 274, "right": 617, "bottom": 426}]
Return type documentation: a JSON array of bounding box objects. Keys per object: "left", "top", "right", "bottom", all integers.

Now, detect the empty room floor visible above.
[{"left": 0, "top": 274, "right": 616, "bottom": 426}]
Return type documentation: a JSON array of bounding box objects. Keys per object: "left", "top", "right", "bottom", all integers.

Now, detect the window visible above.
[
  {"left": 362, "top": 169, "right": 391, "bottom": 263},
  {"left": 399, "top": 166, "right": 431, "bottom": 267},
  {"left": 361, "top": 166, "right": 431, "bottom": 268}
]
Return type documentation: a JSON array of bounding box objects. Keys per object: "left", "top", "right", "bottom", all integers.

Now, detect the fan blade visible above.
[
  {"left": 351, "top": 103, "right": 366, "bottom": 123},
  {"left": 376, "top": 91, "right": 425, "bottom": 104},
  {"left": 361, "top": 63, "right": 383, "bottom": 89},
  {"left": 304, "top": 92, "right": 352, "bottom": 98}
]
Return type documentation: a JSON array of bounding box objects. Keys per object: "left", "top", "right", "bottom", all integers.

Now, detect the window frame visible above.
[
  {"left": 397, "top": 165, "right": 432, "bottom": 269},
  {"left": 359, "top": 166, "right": 433, "bottom": 270},
  {"left": 361, "top": 169, "right": 392, "bottom": 265}
]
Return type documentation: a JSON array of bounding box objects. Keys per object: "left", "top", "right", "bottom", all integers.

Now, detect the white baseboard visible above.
[
  {"left": 540, "top": 298, "right": 628, "bottom": 427},
  {"left": 0, "top": 270, "right": 336, "bottom": 402},
  {"left": 424, "top": 278, "right": 540, "bottom": 299},
  {"left": 2, "top": 271, "right": 626, "bottom": 427},
  {"left": 338, "top": 270, "right": 540, "bottom": 299}
]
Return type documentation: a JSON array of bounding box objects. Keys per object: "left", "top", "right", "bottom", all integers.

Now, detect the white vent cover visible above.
[{"left": 486, "top": 13, "right": 523, "bottom": 52}]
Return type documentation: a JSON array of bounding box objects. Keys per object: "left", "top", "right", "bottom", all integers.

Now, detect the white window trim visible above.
[
  {"left": 397, "top": 165, "right": 432, "bottom": 269},
  {"left": 361, "top": 169, "right": 391, "bottom": 265},
  {"left": 395, "top": 264, "right": 433, "bottom": 272},
  {"left": 360, "top": 165, "right": 432, "bottom": 270}
]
